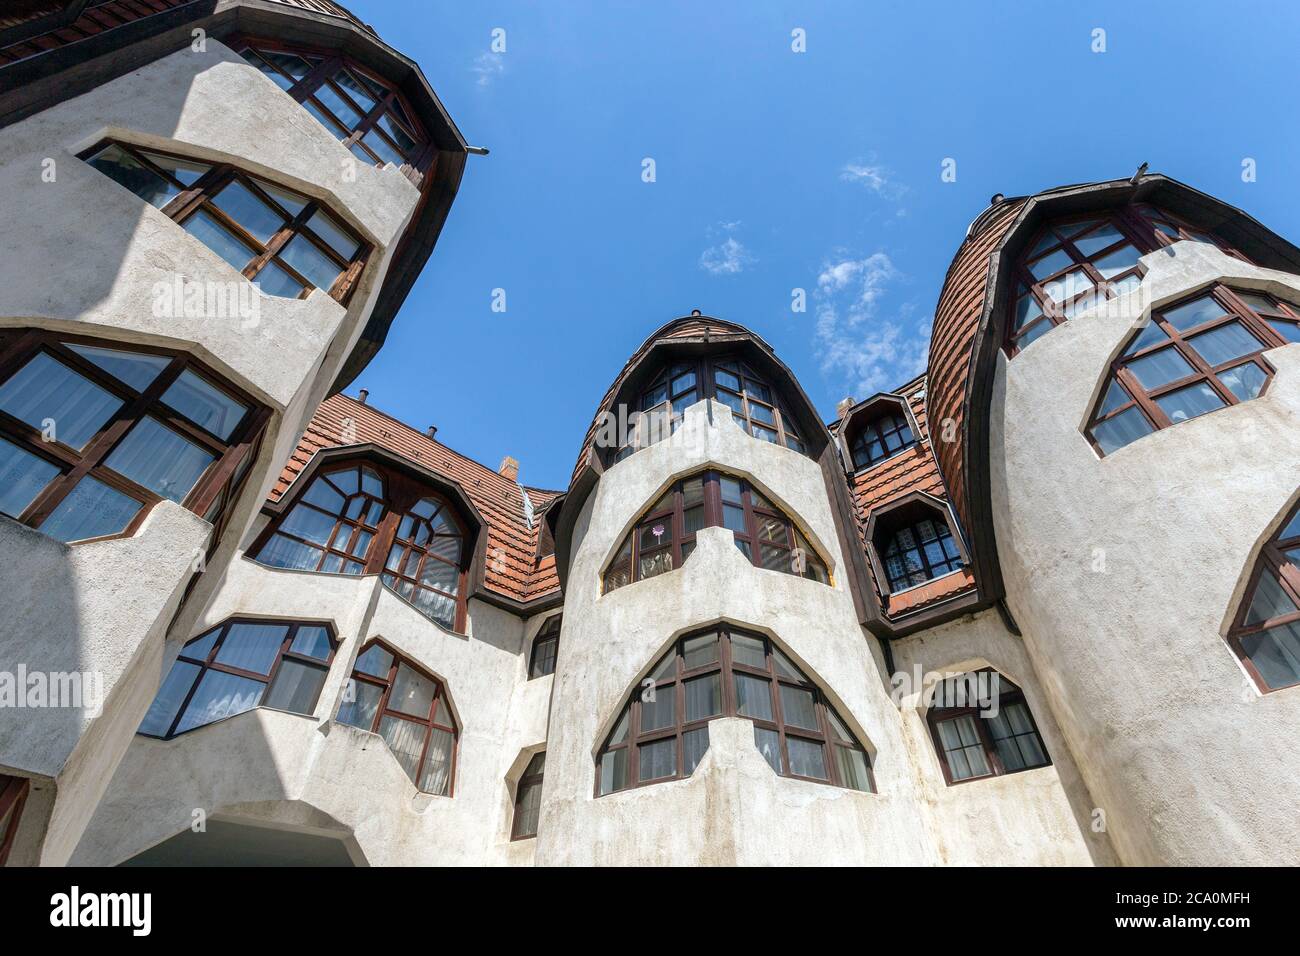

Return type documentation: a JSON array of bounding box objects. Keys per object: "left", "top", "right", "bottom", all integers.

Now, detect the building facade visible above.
[{"left": 2, "top": 6, "right": 1298, "bottom": 868}]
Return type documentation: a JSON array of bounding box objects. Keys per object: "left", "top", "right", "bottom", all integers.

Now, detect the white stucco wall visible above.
[{"left": 989, "top": 239, "right": 1300, "bottom": 864}]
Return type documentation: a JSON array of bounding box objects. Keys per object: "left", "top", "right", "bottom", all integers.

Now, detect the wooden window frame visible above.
[
  {"left": 339, "top": 638, "right": 459, "bottom": 796},
  {"left": 0, "top": 328, "right": 269, "bottom": 545},
  {"left": 0, "top": 774, "right": 30, "bottom": 866},
  {"left": 140, "top": 618, "right": 339, "bottom": 740},
  {"left": 613, "top": 354, "right": 809, "bottom": 463},
  {"left": 1227, "top": 500, "right": 1300, "bottom": 693},
  {"left": 251, "top": 459, "right": 472, "bottom": 632},
  {"left": 510, "top": 751, "right": 546, "bottom": 841},
  {"left": 230, "top": 36, "right": 437, "bottom": 183},
  {"left": 925, "top": 670, "right": 1051, "bottom": 786},
  {"left": 595, "top": 625, "right": 873, "bottom": 795},
  {"left": 601, "top": 470, "right": 830, "bottom": 593},
  {"left": 1085, "top": 285, "right": 1293, "bottom": 457},
  {"left": 528, "top": 615, "right": 561, "bottom": 680},
  {"left": 880, "top": 515, "right": 964, "bottom": 593},
  {"left": 79, "top": 139, "right": 372, "bottom": 304},
  {"left": 849, "top": 407, "right": 916, "bottom": 470}
]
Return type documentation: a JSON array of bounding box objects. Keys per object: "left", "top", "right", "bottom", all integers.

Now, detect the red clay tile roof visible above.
[
  {"left": 925, "top": 199, "right": 1025, "bottom": 538},
  {"left": 271, "top": 393, "right": 562, "bottom": 606}
]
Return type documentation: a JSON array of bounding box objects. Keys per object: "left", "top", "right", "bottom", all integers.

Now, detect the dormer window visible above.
[
  {"left": 849, "top": 408, "right": 915, "bottom": 469},
  {"left": 866, "top": 494, "right": 968, "bottom": 595}
]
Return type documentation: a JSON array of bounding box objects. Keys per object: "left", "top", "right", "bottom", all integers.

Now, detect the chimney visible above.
[
  {"left": 357, "top": 389, "right": 369, "bottom": 404},
  {"left": 836, "top": 396, "right": 855, "bottom": 420},
  {"left": 498, "top": 456, "right": 519, "bottom": 482},
  {"left": 426, "top": 425, "right": 438, "bottom": 440}
]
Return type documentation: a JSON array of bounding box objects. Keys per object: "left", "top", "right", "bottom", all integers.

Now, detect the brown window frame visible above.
[
  {"left": 1085, "top": 285, "right": 1294, "bottom": 457},
  {"left": 510, "top": 751, "right": 546, "bottom": 841},
  {"left": 528, "top": 615, "right": 561, "bottom": 679},
  {"left": 230, "top": 36, "right": 436, "bottom": 181},
  {"left": 602, "top": 470, "right": 830, "bottom": 593},
  {"left": 613, "top": 354, "right": 809, "bottom": 462},
  {"left": 337, "top": 638, "right": 459, "bottom": 796},
  {"left": 849, "top": 407, "right": 917, "bottom": 470},
  {"left": 251, "top": 459, "right": 471, "bottom": 632},
  {"left": 0, "top": 328, "right": 268, "bottom": 546},
  {"left": 0, "top": 774, "right": 30, "bottom": 866},
  {"left": 1227, "top": 500, "right": 1300, "bottom": 693},
  {"left": 139, "top": 618, "right": 339, "bottom": 740},
  {"left": 79, "top": 139, "right": 372, "bottom": 304},
  {"left": 596, "top": 625, "right": 873, "bottom": 795},
  {"left": 926, "top": 670, "right": 1051, "bottom": 786}
]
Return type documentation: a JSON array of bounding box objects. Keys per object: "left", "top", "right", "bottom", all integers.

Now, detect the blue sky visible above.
[{"left": 353, "top": 0, "right": 1300, "bottom": 490}]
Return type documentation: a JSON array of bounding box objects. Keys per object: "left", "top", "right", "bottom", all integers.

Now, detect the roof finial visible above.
[
  {"left": 990, "top": 193, "right": 1004, "bottom": 205},
  {"left": 691, "top": 308, "right": 702, "bottom": 316},
  {"left": 1130, "top": 162, "right": 1149, "bottom": 185}
]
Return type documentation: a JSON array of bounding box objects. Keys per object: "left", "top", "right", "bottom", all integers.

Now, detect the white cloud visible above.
[
  {"left": 471, "top": 52, "right": 505, "bottom": 87},
  {"left": 840, "top": 158, "right": 907, "bottom": 202},
  {"left": 811, "top": 252, "right": 931, "bottom": 397},
  {"left": 699, "top": 222, "right": 755, "bottom": 275}
]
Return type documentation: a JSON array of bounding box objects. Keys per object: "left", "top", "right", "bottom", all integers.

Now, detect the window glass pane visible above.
[
  {"left": 289, "top": 625, "right": 332, "bottom": 660},
  {"left": 174, "top": 669, "right": 265, "bottom": 734},
  {"left": 262, "top": 659, "right": 326, "bottom": 714},
  {"left": 104, "top": 417, "right": 214, "bottom": 503},
  {"left": 1098, "top": 379, "right": 1130, "bottom": 417},
  {"left": 259, "top": 49, "right": 315, "bottom": 80},
  {"left": 638, "top": 738, "right": 676, "bottom": 782},
  {"left": 638, "top": 549, "right": 673, "bottom": 580},
  {"left": 418, "top": 556, "right": 458, "bottom": 593},
  {"left": 683, "top": 728, "right": 709, "bottom": 775},
  {"left": 754, "top": 726, "right": 781, "bottom": 773},
  {"left": 1027, "top": 246, "right": 1073, "bottom": 280},
  {"left": 731, "top": 633, "right": 766, "bottom": 669},
  {"left": 354, "top": 644, "right": 394, "bottom": 679},
  {"left": 390, "top": 663, "right": 436, "bottom": 718},
  {"left": 362, "top": 128, "right": 405, "bottom": 167},
  {"left": 334, "top": 70, "right": 378, "bottom": 112},
  {"left": 1219, "top": 362, "right": 1267, "bottom": 402},
  {"left": 257, "top": 533, "right": 321, "bottom": 570},
  {"left": 1091, "top": 405, "right": 1153, "bottom": 455},
  {"left": 780, "top": 685, "right": 819, "bottom": 730},
  {"left": 1071, "top": 222, "right": 1124, "bottom": 256},
  {"left": 0, "top": 437, "right": 59, "bottom": 518},
  {"left": 1109, "top": 273, "right": 1142, "bottom": 298},
  {"left": 336, "top": 678, "right": 383, "bottom": 730},
  {"left": 210, "top": 180, "right": 285, "bottom": 244},
  {"left": 279, "top": 502, "right": 336, "bottom": 546},
  {"left": 1266, "top": 318, "right": 1300, "bottom": 343},
  {"left": 1188, "top": 322, "right": 1262, "bottom": 367},
  {"left": 639, "top": 687, "right": 676, "bottom": 731},
  {"left": 787, "top": 737, "right": 828, "bottom": 779},
  {"left": 1154, "top": 381, "right": 1225, "bottom": 424},
  {"left": 420, "top": 728, "right": 454, "bottom": 795},
  {"left": 278, "top": 235, "right": 341, "bottom": 291},
  {"left": 38, "top": 476, "right": 140, "bottom": 542},
  {"left": 1244, "top": 569, "right": 1297, "bottom": 626},
  {"left": 734, "top": 673, "right": 773, "bottom": 720},
  {"left": 65, "top": 344, "right": 169, "bottom": 393},
  {"left": 137, "top": 660, "right": 201, "bottom": 737},
  {"left": 315, "top": 81, "right": 364, "bottom": 128},
  {"left": 685, "top": 674, "right": 721, "bottom": 721},
  {"left": 242, "top": 49, "right": 295, "bottom": 89},
  {"left": 1123, "top": 321, "right": 1169, "bottom": 355},
  {"left": 183, "top": 210, "right": 255, "bottom": 272},
  {"left": 1015, "top": 317, "right": 1052, "bottom": 349},
  {"left": 1041, "top": 268, "right": 1093, "bottom": 304},
  {"left": 1091, "top": 243, "right": 1141, "bottom": 278},
  {"left": 161, "top": 369, "right": 247, "bottom": 440},
  {"left": 1126, "top": 347, "right": 1195, "bottom": 390},
  {"left": 378, "top": 715, "right": 426, "bottom": 784},
  {"left": 1240, "top": 622, "right": 1300, "bottom": 690},
  {"left": 1012, "top": 292, "right": 1041, "bottom": 332},
  {"left": 87, "top": 144, "right": 180, "bottom": 208},
  {"left": 0, "top": 352, "right": 123, "bottom": 450},
  {"left": 599, "top": 747, "right": 628, "bottom": 794},
  {"left": 722, "top": 503, "right": 746, "bottom": 533},
  {"left": 377, "top": 112, "right": 417, "bottom": 154},
  {"left": 1160, "top": 295, "right": 1223, "bottom": 332},
  {"left": 682, "top": 632, "right": 719, "bottom": 669},
  {"left": 771, "top": 647, "right": 804, "bottom": 681},
  {"left": 215, "top": 621, "right": 287, "bottom": 675},
  {"left": 835, "top": 746, "right": 872, "bottom": 792},
  {"left": 253, "top": 259, "right": 306, "bottom": 298},
  {"left": 306, "top": 209, "right": 360, "bottom": 260}
]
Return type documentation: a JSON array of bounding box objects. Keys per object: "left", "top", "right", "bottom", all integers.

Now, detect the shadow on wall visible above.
[{"left": 120, "top": 811, "right": 365, "bottom": 867}]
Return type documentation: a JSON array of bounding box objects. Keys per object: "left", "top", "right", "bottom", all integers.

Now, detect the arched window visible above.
[
  {"left": 234, "top": 40, "right": 431, "bottom": 176},
  {"left": 926, "top": 670, "right": 1050, "bottom": 784},
  {"left": 1228, "top": 500, "right": 1300, "bottom": 691},
  {"left": 528, "top": 615, "right": 561, "bottom": 679},
  {"left": 253, "top": 461, "right": 468, "bottom": 630},
  {"left": 613, "top": 355, "right": 807, "bottom": 461},
  {"left": 336, "top": 640, "right": 458, "bottom": 795},
  {"left": 81, "top": 140, "right": 370, "bottom": 302},
  {"left": 596, "top": 626, "right": 872, "bottom": 794},
  {"left": 138, "top": 619, "right": 337, "bottom": 739},
  {"left": 849, "top": 408, "right": 916, "bottom": 469},
  {"left": 0, "top": 330, "right": 265, "bottom": 545},
  {"left": 602, "top": 471, "right": 829, "bottom": 593},
  {"left": 1006, "top": 205, "right": 1253, "bottom": 356},
  {"left": 511, "top": 752, "right": 546, "bottom": 840},
  {"left": 1086, "top": 287, "right": 1294, "bottom": 456}
]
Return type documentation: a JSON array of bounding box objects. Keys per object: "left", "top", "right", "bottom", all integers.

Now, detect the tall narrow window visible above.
[
  {"left": 138, "top": 619, "right": 337, "bottom": 739},
  {"left": 253, "top": 461, "right": 469, "bottom": 631},
  {"left": 0, "top": 330, "right": 265, "bottom": 544},
  {"left": 1228, "top": 500, "right": 1300, "bottom": 691},
  {"left": 926, "top": 670, "right": 1050, "bottom": 785},
  {"left": 596, "top": 626, "right": 872, "bottom": 795},
  {"left": 1086, "top": 286, "right": 1292, "bottom": 456},
  {"left": 336, "top": 640, "right": 458, "bottom": 795},
  {"left": 849, "top": 408, "right": 916, "bottom": 469},
  {"left": 602, "top": 470, "right": 829, "bottom": 593},
  {"left": 529, "top": 616, "right": 561, "bottom": 679},
  {"left": 82, "top": 141, "right": 369, "bottom": 303},
  {"left": 511, "top": 752, "right": 546, "bottom": 840},
  {"left": 0, "top": 774, "right": 29, "bottom": 866}
]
